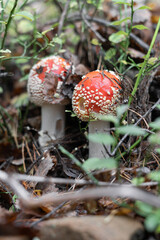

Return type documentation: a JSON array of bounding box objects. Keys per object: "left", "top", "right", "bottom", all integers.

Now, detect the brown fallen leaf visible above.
[
  {"left": 43, "top": 72, "right": 58, "bottom": 96},
  {"left": 38, "top": 216, "right": 143, "bottom": 240},
  {"left": 29, "top": 151, "right": 57, "bottom": 190}
]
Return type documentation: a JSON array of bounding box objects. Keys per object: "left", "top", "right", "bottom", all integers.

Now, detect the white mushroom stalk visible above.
[
  {"left": 39, "top": 103, "right": 65, "bottom": 146},
  {"left": 72, "top": 70, "right": 122, "bottom": 159},
  {"left": 28, "top": 56, "right": 74, "bottom": 146},
  {"left": 88, "top": 119, "right": 110, "bottom": 158}
]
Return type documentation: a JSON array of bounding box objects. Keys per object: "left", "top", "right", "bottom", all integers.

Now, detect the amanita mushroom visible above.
[
  {"left": 28, "top": 55, "right": 73, "bottom": 146},
  {"left": 72, "top": 70, "right": 122, "bottom": 158}
]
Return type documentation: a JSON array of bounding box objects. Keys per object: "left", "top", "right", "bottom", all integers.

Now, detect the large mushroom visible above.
[
  {"left": 28, "top": 55, "right": 73, "bottom": 146},
  {"left": 72, "top": 70, "right": 122, "bottom": 158}
]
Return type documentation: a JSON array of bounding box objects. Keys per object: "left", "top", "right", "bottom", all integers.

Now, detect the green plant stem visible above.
[
  {"left": 122, "top": 17, "right": 160, "bottom": 121},
  {"left": 1, "top": 0, "right": 4, "bottom": 20},
  {"left": 0, "top": 1, "right": 5, "bottom": 34},
  {"left": 33, "top": 12, "right": 37, "bottom": 59},
  {"left": 59, "top": 145, "right": 99, "bottom": 185},
  {"left": 1, "top": 56, "right": 40, "bottom": 62},
  {"left": 0, "top": 108, "right": 13, "bottom": 142},
  {"left": 128, "top": 0, "right": 134, "bottom": 36},
  {"left": 115, "top": 130, "right": 153, "bottom": 162},
  {"left": 128, "top": 17, "right": 160, "bottom": 106},
  {"left": 1, "top": 0, "right": 18, "bottom": 50},
  {"left": 119, "top": 0, "right": 134, "bottom": 73},
  {"left": 17, "top": 0, "right": 28, "bottom": 11}
]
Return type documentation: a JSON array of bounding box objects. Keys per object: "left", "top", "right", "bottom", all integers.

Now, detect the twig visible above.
[
  {"left": 25, "top": 153, "right": 43, "bottom": 174},
  {"left": 0, "top": 171, "right": 159, "bottom": 210},
  {"left": 129, "top": 108, "right": 149, "bottom": 129},
  {"left": 59, "top": 145, "right": 99, "bottom": 184},
  {"left": 0, "top": 157, "right": 13, "bottom": 170},
  {"left": 44, "top": 13, "right": 154, "bottom": 54},
  {"left": 13, "top": 173, "right": 92, "bottom": 185},
  {"left": 0, "top": 171, "right": 30, "bottom": 201},
  {"left": 57, "top": 0, "right": 71, "bottom": 36},
  {"left": 30, "top": 201, "right": 67, "bottom": 227},
  {"left": 111, "top": 98, "right": 160, "bottom": 156},
  {"left": 53, "top": 0, "right": 63, "bottom": 12},
  {"left": 23, "top": 184, "right": 160, "bottom": 208},
  {"left": 9, "top": 173, "right": 159, "bottom": 188},
  {"left": 81, "top": 11, "right": 106, "bottom": 42}
]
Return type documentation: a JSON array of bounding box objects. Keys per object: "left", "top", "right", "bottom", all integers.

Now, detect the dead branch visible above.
[
  {"left": 0, "top": 171, "right": 160, "bottom": 210},
  {"left": 111, "top": 98, "right": 160, "bottom": 156},
  {"left": 57, "top": 0, "right": 71, "bottom": 36},
  {"left": 44, "top": 13, "right": 154, "bottom": 55}
]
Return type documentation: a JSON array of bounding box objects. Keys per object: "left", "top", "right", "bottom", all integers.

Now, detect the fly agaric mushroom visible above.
[
  {"left": 28, "top": 55, "right": 73, "bottom": 146},
  {"left": 72, "top": 70, "right": 122, "bottom": 158}
]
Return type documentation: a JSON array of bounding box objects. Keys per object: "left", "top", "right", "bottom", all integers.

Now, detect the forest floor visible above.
[{"left": 0, "top": 0, "right": 160, "bottom": 239}]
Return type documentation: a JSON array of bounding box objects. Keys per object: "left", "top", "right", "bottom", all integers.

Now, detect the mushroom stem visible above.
[
  {"left": 89, "top": 120, "right": 110, "bottom": 159},
  {"left": 39, "top": 104, "right": 65, "bottom": 146}
]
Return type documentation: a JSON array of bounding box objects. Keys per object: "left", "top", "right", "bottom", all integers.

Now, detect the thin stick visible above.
[
  {"left": 111, "top": 98, "right": 160, "bottom": 156},
  {"left": 30, "top": 201, "right": 67, "bottom": 227},
  {"left": 57, "top": 0, "right": 71, "bottom": 36},
  {"left": 24, "top": 185, "right": 160, "bottom": 208},
  {"left": 81, "top": 11, "right": 106, "bottom": 42},
  {"left": 44, "top": 13, "right": 154, "bottom": 55}
]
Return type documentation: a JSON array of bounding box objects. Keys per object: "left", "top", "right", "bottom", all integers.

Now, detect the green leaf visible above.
[
  {"left": 19, "top": 74, "right": 29, "bottom": 82},
  {"left": 137, "top": 5, "right": 152, "bottom": 10},
  {"left": 42, "top": 28, "right": 54, "bottom": 35},
  {"left": 109, "top": 31, "right": 128, "bottom": 44},
  {"left": 104, "top": 48, "right": 116, "bottom": 60},
  {"left": 0, "top": 20, "right": 6, "bottom": 25},
  {"left": 148, "top": 57, "right": 158, "bottom": 65},
  {"left": 88, "top": 133, "right": 116, "bottom": 145},
  {"left": 52, "top": 37, "right": 63, "bottom": 45},
  {"left": 145, "top": 214, "right": 160, "bottom": 232},
  {"left": 17, "top": 20, "right": 33, "bottom": 33},
  {"left": 14, "top": 11, "right": 34, "bottom": 21},
  {"left": 116, "top": 125, "right": 145, "bottom": 136},
  {"left": 92, "top": 114, "right": 118, "bottom": 125},
  {"left": 132, "top": 177, "right": 145, "bottom": 186},
  {"left": 148, "top": 171, "right": 160, "bottom": 182},
  {"left": 91, "top": 38, "right": 100, "bottom": 45},
  {"left": 149, "top": 134, "right": 160, "bottom": 144},
  {"left": 0, "top": 49, "right": 11, "bottom": 54},
  {"left": 0, "top": 87, "right": 3, "bottom": 94},
  {"left": 156, "top": 105, "right": 160, "bottom": 110},
  {"left": 83, "top": 157, "right": 117, "bottom": 171},
  {"left": 156, "top": 224, "right": 160, "bottom": 233},
  {"left": 112, "top": 0, "right": 131, "bottom": 6},
  {"left": 155, "top": 148, "right": 160, "bottom": 154},
  {"left": 111, "top": 17, "right": 131, "bottom": 26},
  {"left": 150, "top": 118, "right": 160, "bottom": 129},
  {"left": 116, "top": 104, "right": 128, "bottom": 119},
  {"left": 135, "top": 201, "right": 153, "bottom": 216},
  {"left": 132, "top": 25, "right": 149, "bottom": 30},
  {"left": 12, "top": 93, "right": 29, "bottom": 108},
  {"left": 119, "top": 60, "right": 128, "bottom": 65}
]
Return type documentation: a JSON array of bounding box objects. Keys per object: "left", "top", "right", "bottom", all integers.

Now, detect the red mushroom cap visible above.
[
  {"left": 28, "top": 56, "right": 73, "bottom": 105},
  {"left": 72, "top": 70, "right": 122, "bottom": 121}
]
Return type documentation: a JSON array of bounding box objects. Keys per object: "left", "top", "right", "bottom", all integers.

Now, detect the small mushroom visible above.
[
  {"left": 72, "top": 70, "right": 122, "bottom": 158},
  {"left": 28, "top": 55, "right": 74, "bottom": 146}
]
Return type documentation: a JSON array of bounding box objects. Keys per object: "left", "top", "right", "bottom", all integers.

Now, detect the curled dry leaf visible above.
[
  {"left": 42, "top": 72, "right": 70, "bottom": 105},
  {"left": 43, "top": 72, "right": 58, "bottom": 97},
  {"left": 62, "top": 64, "right": 90, "bottom": 99},
  {"left": 29, "top": 151, "right": 57, "bottom": 190}
]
